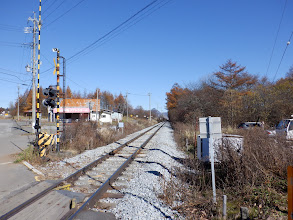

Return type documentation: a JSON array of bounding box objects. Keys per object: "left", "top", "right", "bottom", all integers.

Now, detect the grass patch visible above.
[{"left": 14, "top": 145, "right": 42, "bottom": 164}]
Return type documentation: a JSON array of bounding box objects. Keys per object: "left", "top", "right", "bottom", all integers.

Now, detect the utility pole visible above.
[
  {"left": 27, "top": 12, "right": 37, "bottom": 131},
  {"left": 148, "top": 93, "right": 151, "bottom": 122},
  {"left": 126, "top": 91, "right": 128, "bottom": 121},
  {"left": 59, "top": 56, "right": 66, "bottom": 138},
  {"left": 17, "top": 85, "right": 20, "bottom": 121},
  {"left": 96, "top": 88, "right": 99, "bottom": 121}
]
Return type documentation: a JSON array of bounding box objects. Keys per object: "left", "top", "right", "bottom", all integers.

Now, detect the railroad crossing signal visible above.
[{"left": 42, "top": 86, "right": 57, "bottom": 108}]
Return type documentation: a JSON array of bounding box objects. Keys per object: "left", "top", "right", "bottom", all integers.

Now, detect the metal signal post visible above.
[
  {"left": 56, "top": 50, "right": 60, "bottom": 152},
  {"left": 53, "top": 48, "right": 60, "bottom": 152}
]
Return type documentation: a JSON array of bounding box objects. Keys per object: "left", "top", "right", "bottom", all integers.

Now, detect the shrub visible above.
[{"left": 161, "top": 124, "right": 292, "bottom": 219}]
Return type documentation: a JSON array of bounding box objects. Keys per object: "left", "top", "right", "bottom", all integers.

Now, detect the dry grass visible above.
[
  {"left": 14, "top": 145, "right": 45, "bottom": 164},
  {"left": 161, "top": 123, "right": 292, "bottom": 219},
  {"left": 60, "top": 119, "right": 155, "bottom": 154}
]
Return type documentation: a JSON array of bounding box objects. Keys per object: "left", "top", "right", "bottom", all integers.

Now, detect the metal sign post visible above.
[
  {"left": 198, "top": 116, "right": 222, "bottom": 204},
  {"left": 207, "top": 116, "right": 217, "bottom": 204}
]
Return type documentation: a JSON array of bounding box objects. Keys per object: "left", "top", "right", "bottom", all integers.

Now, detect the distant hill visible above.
[{"left": 162, "top": 112, "right": 168, "bottom": 120}]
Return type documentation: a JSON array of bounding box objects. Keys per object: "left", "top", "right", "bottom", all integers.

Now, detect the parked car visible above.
[
  {"left": 275, "top": 118, "right": 293, "bottom": 139},
  {"left": 237, "top": 122, "right": 263, "bottom": 129}
]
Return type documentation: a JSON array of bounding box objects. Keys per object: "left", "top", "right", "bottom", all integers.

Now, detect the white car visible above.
[{"left": 272, "top": 119, "right": 293, "bottom": 139}]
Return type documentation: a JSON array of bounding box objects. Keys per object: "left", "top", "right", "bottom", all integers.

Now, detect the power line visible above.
[
  {"left": 265, "top": 0, "right": 288, "bottom": 77},
  {"left": 0, "top": 78, "right": 30, "bottom": 85},
  {"left": 68, "top": 0, "right": 172, "bottom": 62},
  {"left": 0, "top": 67, "right": 28, "bottom": 76},
  {"left": 42, "top": 0, "right": 171, "bottom": 73},
  {"left": 42, "top": 0, "right": 67, "bottom": 20},
  {"left": 43, "top": 0, "right": 87, "bottom": 29},
  {"left": 67, "top": 76, "right": 88, "bottom": 90},
  {"left": 0, "top": 41, "right": 31, "bottom": 48},
  {"left": 128, "top": 93, "right": 149, "bottom": 97},
  {"left": 67, "top": 0, "right": 159, "bottom": 62},
  {"left": 0, "top": 71, "right": 30, "bottom": 82},
  {"left": 272, "top": 31, "right": 293, "bottom": 82},
  {"left": 0, "top": 23, "right": 23, "bottom": 32},
  {"left": 42, "top": 0, "right": 58, "bottom": 14}
]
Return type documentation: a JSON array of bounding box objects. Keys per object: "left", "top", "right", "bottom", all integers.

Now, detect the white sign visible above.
[
  {"left": 53, "top": 107, "right": 90, "bottom": 114},
  {"left": 118, "top": 122, "right": 124, "bottom": 128},
  {"left": 199, "top": 117, "right": 222, "bottom": 138}
]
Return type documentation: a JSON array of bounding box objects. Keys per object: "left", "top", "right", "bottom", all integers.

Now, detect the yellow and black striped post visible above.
[
  {"left": 56, "top": 50, "right": 60, "bottom": 152},
  {"left": 36, "top": 0, "right": 42, "bottom": 150}
]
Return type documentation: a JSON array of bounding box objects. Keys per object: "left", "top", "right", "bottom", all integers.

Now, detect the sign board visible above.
[
  {"left": 118, "top": 122, "right": 124, "bottom": 128},
  {"left": 199, "top": 117, "right": 222, "bottom": 138},
  {"left": 53, "top": 107, "right": 90, "bottom": 114}
]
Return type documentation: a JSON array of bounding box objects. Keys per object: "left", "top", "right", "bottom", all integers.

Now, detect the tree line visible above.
[
  {"left": 166, "top": 59, "right": 293, "bottom": 127},
  {"left": 10, "top": 86, "right": 161, "bottom": 119}
]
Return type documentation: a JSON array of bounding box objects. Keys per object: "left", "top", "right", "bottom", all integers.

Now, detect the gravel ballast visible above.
[
  {"left": 99, "top": 122, "right": 185, "bottom": 219},
  {"left": 37, "top": 122, "right": 185, "bottom": 219}
]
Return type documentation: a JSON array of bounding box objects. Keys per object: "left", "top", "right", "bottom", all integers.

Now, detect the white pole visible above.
[
  {"left": 223, "top": 195, "right": 227, "bottom": 219},
  {"left": 208, "top": 116, "right": 216, "bottom": 204}
]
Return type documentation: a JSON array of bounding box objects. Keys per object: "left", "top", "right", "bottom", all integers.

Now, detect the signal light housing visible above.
[{"left": 42, "top": 86, "right": 57, "bottom": 108}]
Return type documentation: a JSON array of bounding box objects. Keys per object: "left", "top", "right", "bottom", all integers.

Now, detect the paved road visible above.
[{"left": 0, "top": 119, "right": 36, "bottom": 200}]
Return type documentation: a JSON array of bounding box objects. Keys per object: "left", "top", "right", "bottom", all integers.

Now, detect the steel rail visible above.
[
  {"left": 66, "top": 122, "right": 165, "bottom": 219},
  {"left": 0, "top": 123, "right": 162, "bottom": 220}
]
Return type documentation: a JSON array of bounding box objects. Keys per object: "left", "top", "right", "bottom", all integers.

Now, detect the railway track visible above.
[{"left": 0, "top": 122, "right": 165, "bottom": 220}]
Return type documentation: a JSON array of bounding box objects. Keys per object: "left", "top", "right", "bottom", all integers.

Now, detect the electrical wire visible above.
[
  {"left": 265, "top": 0, "right": 288, "bottom": 77},
  {"left": 0, "top": 71, "right": 30, "bottom": 82},
  {"left": 68, "top": 0, "right": 172, "bottom": 63},
  {"left": 272, "top": 31, "right": 293, "bottom": 82},
  {"left": 18, "top": 82, "right": 33, "bottom": 107},
  {"left": 67, "top": 76, "right": 88, "bottom": 90},
  {"left": 0, "top": 41, "right": 31, "bottom": 48},
  {"left": 0, "top": 23, "right": 23, "bottom": 32},
  {"left": 0, "top": 78, "right": 30, "bottom": 85},
  {"left": 128, "top": 93, "right": 149, "bottom": 96},
  {"left": 0, "top": 68, "right": 29, "bottom": 76},
  {"left": 67, "top": 0, "right": 159, "bottom": 62},
  {"left": 41, "top": 0, "right": 171, "bottom": 75},
  {"left": 42, "top": 0, "right": 67, "bottom": 20},
  {"left": 42, "top": 0, "right": 87, "bottom": 29}
]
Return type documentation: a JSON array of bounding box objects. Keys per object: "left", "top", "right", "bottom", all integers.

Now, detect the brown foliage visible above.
[
  {"left": 166, "top": 83, "right": 188, "bottom": 111},
  {"left": 161, "top": 123, "right": 291, "bottom": 219}
]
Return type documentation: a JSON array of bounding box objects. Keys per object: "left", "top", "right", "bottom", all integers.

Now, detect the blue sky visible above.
[{"left": 0, "top": 0, "right": 293, "bottom": 112}]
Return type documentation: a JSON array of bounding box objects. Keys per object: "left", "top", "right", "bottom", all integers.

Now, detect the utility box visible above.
[{"left": 197, "top": 117, "right": 222, "bottom": 162}]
